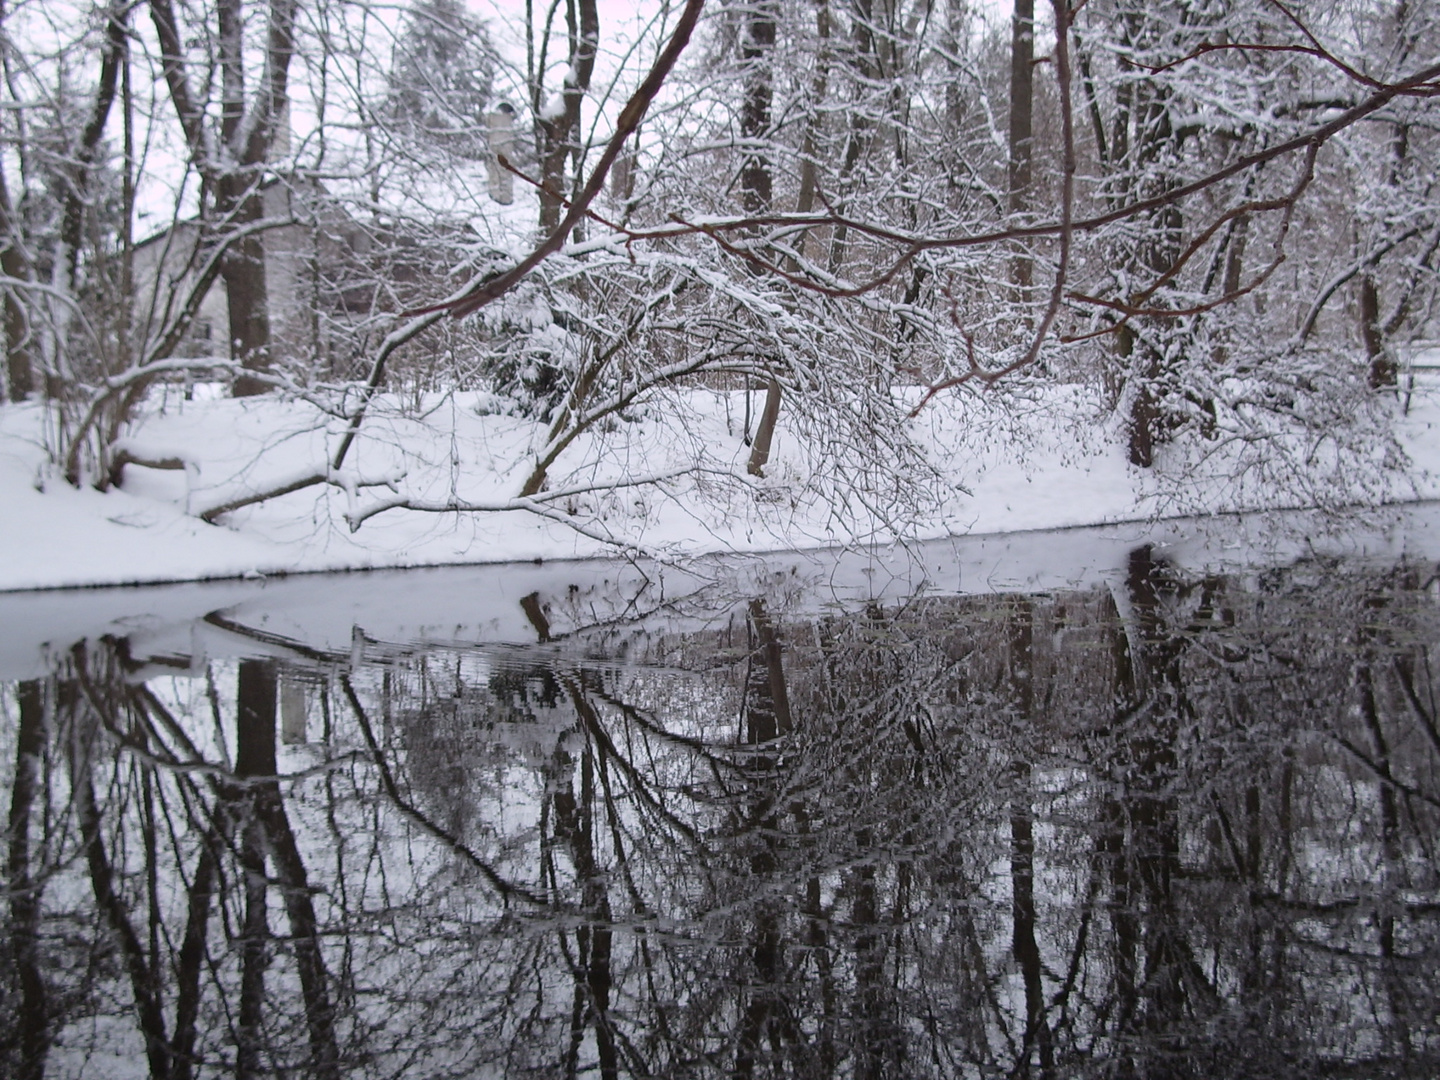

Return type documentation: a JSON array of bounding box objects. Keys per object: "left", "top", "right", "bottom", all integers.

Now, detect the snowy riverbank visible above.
[{"left": 3, "top": 378, "right": 1440, "bottom": 591}]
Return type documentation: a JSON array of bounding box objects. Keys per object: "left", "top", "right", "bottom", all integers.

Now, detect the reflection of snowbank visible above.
[
  {"left": 2, "top": 380, "right": 1438, "bottom": 592},
  {"left": 6, "top": 500, "right": 1440, "bottom": 681}
]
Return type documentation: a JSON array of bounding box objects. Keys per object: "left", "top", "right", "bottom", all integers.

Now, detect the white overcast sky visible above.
[{"left": 110, "top": 0, "right": 1008, "bottom": 232}]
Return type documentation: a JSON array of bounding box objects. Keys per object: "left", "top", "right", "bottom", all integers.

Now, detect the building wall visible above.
[{"left": 130, "top": 180, "right": 374, "bottom": 375}]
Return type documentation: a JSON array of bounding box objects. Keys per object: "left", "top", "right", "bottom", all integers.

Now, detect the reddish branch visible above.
[
  {"left": 1062, "top": 141, "right": 1319, "bottom": 336},
  {"left": 208, "top": 0, "right": 1440, "bottom": 521},
  {"left": 207, "top": 0, "right": 707, "bottom": 524},
  {"left": 407, "top": 0, "right": 705, "bottom": 320},
  {"left": 545, "top": 56, "right": 1440, "bottom": 308}
]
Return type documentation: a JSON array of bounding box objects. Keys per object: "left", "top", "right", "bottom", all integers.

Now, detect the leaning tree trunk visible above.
[{"left": 742, "top": 1, "right": 781, "bottom": 478}]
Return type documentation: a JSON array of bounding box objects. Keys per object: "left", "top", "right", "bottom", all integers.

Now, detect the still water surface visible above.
[{"left": 2, "top": 518, "right": 1439, "bottom": 1078}]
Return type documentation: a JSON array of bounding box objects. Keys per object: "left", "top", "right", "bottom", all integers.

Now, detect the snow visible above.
[
  {"left": 2, "top": 375, "right": 1439, "bottom": 595},
  {"left": 539, "top": 90, "right": 568, "bottom": 122}
]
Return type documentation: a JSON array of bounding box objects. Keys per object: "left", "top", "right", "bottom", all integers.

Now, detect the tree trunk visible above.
[
  {"left": 738, "top": 2, "right": 775, "bottom": 217},
  {"left": 0, "top": 161, "right": 35, "bottom": 401},
  {"left": 536, "top": 0, "right": 598, "bottom": 233},
  {"left": 55, "top": 2, "right": 128, "bottom": 297},
  {"left": 1107, "top": 9, "right": 1186, "bottom": 468},
  {"left": 791, "top": 0, "right": 830, "bottom": 266},
  {"left": 746, "top": 378, "right": 783, "bottom": 478},
  {"left": 217, "top": 0, "right": 270, "bottom": 397},
  {"left": 222, "top": 181, "right": 275, "bottom": 397},
  {"left": 149, "top": 0, "right": 297, "bottom": 398},
  {"left": 1361, "top": 273, "right": 1396, "bottom": 389},
  {"left": 1008, "top": 0, "right": 1035, "bottom": 300}
]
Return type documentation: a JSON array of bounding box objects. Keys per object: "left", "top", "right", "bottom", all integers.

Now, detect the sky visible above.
[{"left": 5, "top": 0, "right": 1008, "bottom": 236}]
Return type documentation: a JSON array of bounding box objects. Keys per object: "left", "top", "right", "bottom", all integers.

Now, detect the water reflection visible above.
[{"left": 3, "top": 547, "right": 1439, "bottom": 1078}]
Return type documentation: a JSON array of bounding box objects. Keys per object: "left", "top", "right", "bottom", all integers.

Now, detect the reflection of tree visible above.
[
  {"left": 0, "top": 644, "right": 352, "bottom": 1077},
  {"left": 732, "top": 598, "right": 798, "bottom": 1079},
  {"left": 6, "top": 681, "right": 49, "bottom": 1080},
  {"left": 235, "top": 659, "right": 341, "bottom": 1079},
  {"left": 1099, "top": 548, "right": 1219, "bottom": 1078},
  {"left": 4, "top": 556, "right": 1440, "bottom": 1076}
]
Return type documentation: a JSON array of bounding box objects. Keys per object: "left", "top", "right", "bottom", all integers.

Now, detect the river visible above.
[{"left": 2, "top": 508, "right": 1439, "bottom": 1078}]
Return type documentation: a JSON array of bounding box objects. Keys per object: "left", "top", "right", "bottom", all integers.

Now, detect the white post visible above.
[{"left": 486, "top": 104, "right": 516, "bottom": 205}]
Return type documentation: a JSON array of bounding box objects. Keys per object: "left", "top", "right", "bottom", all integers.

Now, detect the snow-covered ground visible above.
[{"left": 2, "top": 373, "right": 1439, "bottom": 592}]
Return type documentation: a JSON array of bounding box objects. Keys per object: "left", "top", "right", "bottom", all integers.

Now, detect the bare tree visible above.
[{"left": 148, "top": 0, "right": 298, "bottom": 395}]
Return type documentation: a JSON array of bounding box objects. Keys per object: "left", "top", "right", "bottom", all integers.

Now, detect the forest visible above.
[{"left": 2, "top": 0, "right": 1439, "bottom": 564}]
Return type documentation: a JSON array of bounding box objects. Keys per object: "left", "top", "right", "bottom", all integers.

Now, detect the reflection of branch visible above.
[
  {"left": 562, "top": 675, "right": 707, "bottom": 851},
  {"left": 1251, "top": 891, "right": 1440, "bottom": 916},
  {"left": 200, "top": 611, "right": 345, "bottom": 664},
  {"left": 592, "top": 686, "right": 744, "bottom": 772},
  {"left": 339, "top": 675, "right": 550, "bottom": 907},
  {"left": 172, "top": 831, "right": 218, "bottom": 1080},
  {"left": 69, "top": 692, "right": 174, "bottom": 1079},
  {"left": 1393, "top": 654, "right": 1440, "bottom": 760},
  {"left": 1332, "top": 734, "right": 1440, "bottom": 811}
]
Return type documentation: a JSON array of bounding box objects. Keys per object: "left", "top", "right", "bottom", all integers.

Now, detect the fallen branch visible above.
[
  {"left": 198, "top": 466, "right": 403, "bottom": 523},
  {"left": 344, "top": 466, "right": 750, "bottom": 546}
]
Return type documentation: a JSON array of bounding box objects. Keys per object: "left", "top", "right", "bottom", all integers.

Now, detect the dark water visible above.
[{"left": 3, "top": 534, "right": 1439, "bottom": 1078}]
